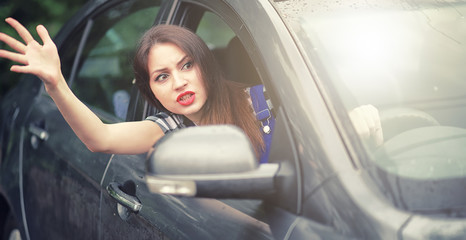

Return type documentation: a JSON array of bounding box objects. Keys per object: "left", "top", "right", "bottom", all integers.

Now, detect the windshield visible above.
[{"left": 274, "top": 0, "right": 466, "bottom": 214}]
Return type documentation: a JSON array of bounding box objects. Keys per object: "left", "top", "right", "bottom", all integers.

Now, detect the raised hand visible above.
[
  {"left": 0, "top": 18, "right": 63, "bottom": 90},
  {"left": 349, "top": 104, "right": 384, "bottom": 147}
]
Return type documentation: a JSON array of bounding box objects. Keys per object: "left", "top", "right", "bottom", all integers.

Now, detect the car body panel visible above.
[
  {"left": 1, "top": 0, "right": 466, "bottom": 239},
  {"left": 20, "top": 95, "right": 110, "bottom": 239},
  {"left": 100, "top": 153, "right": 274, "bottom": 239}
]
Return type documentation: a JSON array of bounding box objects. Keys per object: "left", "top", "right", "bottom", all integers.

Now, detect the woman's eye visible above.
[
  {"left": 155, "top": 73, "right": 169, "bottom": 82},
  {"left": 182, "top": 61, "right": 193, "bottom": 70}
]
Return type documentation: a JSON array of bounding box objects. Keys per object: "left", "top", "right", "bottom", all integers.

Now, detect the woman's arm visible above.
[
  {"left": 0, "top": 18, "right": 162, "bottom": 154},
  {"left": 48, "top": 79, "right": 164, "bottom": 154}
]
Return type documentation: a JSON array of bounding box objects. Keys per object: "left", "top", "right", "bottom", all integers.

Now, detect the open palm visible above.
[{"left": 0, "top": 18, "right": 62, "bottom": 89}]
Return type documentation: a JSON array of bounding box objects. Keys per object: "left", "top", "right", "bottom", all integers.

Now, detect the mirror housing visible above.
[{"left": 145, "top": 125, "right": 279, "bottom": 199}]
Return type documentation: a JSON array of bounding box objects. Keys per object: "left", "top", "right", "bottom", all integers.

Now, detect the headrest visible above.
[{"left": 224, "top": 37, "right": 261, "bottom": 86}]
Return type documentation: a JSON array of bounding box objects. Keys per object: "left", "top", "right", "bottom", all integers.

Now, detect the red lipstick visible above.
[{"left": 177, "top": 91, "right": 195, "bottom": 106}]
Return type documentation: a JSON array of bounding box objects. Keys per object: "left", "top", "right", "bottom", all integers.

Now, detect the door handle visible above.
[
  {"left": 106, "top": 182, "right": 142, "bottom": 212},
  {"left": 29, "top": 123, "right": 49, "bottom": 149},
  {"left": 28, "top": 124, "right": 49, "bottom": 141}
]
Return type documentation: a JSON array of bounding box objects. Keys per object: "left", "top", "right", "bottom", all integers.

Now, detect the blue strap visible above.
[{"left": 250, "top": 85, "right": 275, "bottom": 163}]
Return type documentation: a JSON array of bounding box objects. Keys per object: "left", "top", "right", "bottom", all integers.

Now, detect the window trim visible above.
[
  {"left": 56, "top": 0, "right": 170, "bottom": 121},
  {"left": 68, "top": 20, "right": 93, "bottom": 87}
]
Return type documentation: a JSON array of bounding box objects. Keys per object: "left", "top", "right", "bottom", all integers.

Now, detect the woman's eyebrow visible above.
[
  {"left": 150, "top": 55, "right": 188, "bottom": 76},
  {"left": 176, "top": 55, "right": 189, "bottom": 67}
]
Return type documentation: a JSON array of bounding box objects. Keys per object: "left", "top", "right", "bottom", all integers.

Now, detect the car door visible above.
[
  {"left": 99, "top": 1, "right": 304, "bottom": 239},
  {"left": 17, "top": 1, "right": 163, "bottom": 239}
]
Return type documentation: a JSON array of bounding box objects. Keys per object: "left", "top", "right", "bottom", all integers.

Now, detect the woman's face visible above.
[{"left": 148, "top": 42, "right": 207, "bottom": 124}]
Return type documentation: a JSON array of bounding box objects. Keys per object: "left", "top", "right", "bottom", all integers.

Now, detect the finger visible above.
[
  {"left": 10, "top": 65, "right": 31, "bottom": 74},
  {"left": 369, "top": 105, "right": 382, "bottom": 128},
  {"left": 0, "top": 32, "right": 26, "bottom": 53},
  {"left": 355, "top": 120, "right": 371, "bottom": 138},
  {"left": 365, "top": 106, "right": 378, "bottom": 132},
  {"left": 0, "top": 49, "right": 28, "bottom": 65},
  {"left": 374, "top": 126, "right": 384, "bottom": 146},
  {"left": 5, "top": 17, "right": 35, "bottom": 44},
  {"left": 367, "top": 105, "right": 384, "bottom": 145},
  {"left": 349, "top": 108, "right": 370, "bottom": 138},
  {"left": 358, "top": 105, "right": 376, "bottom": 131},
  {"left": 10, "top": 65, "right": 48, "bottom": 83},
  {"left": 36, "top": 25, "right": 53, "bottom": 45}
]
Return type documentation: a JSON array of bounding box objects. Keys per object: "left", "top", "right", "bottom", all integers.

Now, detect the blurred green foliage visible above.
[{"left": 0, "top": 0, "right": 88, "bottom": 99}]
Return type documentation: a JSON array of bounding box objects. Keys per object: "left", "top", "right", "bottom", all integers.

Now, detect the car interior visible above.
[
  {"left": 213, "top": 36, "right": 262, "bottom": 87},
  {"left": 140, "top": 10, "right": 275, "bottom": 120}
]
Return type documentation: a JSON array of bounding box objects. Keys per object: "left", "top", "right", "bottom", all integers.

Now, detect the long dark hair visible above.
[{"left": 133, "top": 24, "right": 264, "bottom": 155}]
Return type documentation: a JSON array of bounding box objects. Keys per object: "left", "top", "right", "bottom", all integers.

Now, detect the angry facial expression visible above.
[{"left": 147, "top": 42, "right": 208, "bottom": 124}]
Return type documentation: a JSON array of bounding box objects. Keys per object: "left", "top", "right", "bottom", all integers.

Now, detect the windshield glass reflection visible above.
[{"left": 279, "top": 0, "right": 466, "bottom": 213}]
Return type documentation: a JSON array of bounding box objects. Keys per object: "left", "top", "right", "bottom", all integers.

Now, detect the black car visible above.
[{"left": 1, "top": 0, "right": 466, "bottom": 239}]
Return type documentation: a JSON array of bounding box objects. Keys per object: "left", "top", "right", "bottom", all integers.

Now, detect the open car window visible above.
[{"left": 71, "top": 2, "right": 160, "bottom": 120}]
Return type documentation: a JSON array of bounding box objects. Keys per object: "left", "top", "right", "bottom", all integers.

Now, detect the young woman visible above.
[
  {"left": 0, "top": 18, "right": 382, "bottom": 159},
  {"left": 0, "top": 18, "right": 265, "bottom": 155},
  {"left": 133, "top": 24, "right": 264, "bottom": 155}
]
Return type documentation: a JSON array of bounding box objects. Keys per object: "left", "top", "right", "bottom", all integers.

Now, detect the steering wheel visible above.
[
  {"left": 379, "top": 107, "right": 440, "bottom": 141},
  {"left": 373, "top": 125, "right": 466, "bottom": 211}
]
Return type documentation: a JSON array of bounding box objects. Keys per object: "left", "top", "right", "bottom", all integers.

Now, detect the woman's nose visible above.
[{"left": 172, "top": 72, "right": 188, "bottom": 90}]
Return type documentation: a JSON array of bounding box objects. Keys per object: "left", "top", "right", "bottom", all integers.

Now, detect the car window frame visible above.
[{"left": 53, "top": 0, "right": 171, "bottom": 123}]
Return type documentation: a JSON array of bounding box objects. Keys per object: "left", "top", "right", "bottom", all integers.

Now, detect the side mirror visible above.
[{"left": 145, "top": 125, "right": 279, "bottom": 199}]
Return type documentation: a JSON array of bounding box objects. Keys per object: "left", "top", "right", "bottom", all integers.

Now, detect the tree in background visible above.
[{"left": 0, "top": 0, "right": 88, "bottom": 99}]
